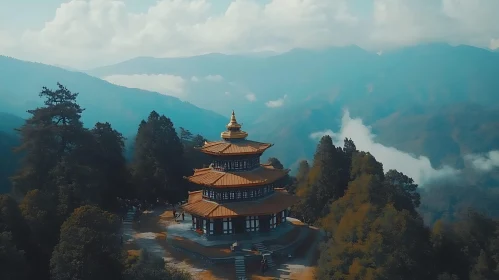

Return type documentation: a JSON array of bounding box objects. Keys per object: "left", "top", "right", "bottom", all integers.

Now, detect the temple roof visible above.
[
  {"left": 199, "top": 139, "right": 272, "bottom": 156},
  {"left": 182, "top": 188, "right": 298, "bottom": 218},
  {"left": 186, "top": 164, "right": 289, "bottom": 188}
]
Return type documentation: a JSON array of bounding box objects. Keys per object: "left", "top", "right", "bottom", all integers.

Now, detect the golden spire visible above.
[
  {"left": 227, "top": 110, "right": 241, "bottom": 129},
  {"left": 221, "top": 110, "right": 248, "bottom": 140}
]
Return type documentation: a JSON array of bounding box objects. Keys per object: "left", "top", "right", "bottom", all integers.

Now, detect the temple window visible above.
[
  {"left": 242, "top": 191, "right": 248, "bottom": 199},
  {"left": 223, "top": 218, "right": 232, "bottom": 234},
  {"left": 271, "top": 213, "right": 277, "bottom": 229},
  {"left": 230, "top": 192, "right": 235, "bottom": 200},
  {"left": 236, "top": 191, "right": 242, "bottom": 199},
  {"left": 223, "top": 192, "right": 229, "bottom": 200},
  {"left": 209, "top": 219, "right": 214, "bottom": 235},
  {"left": 246, "top": 216, "right": 259, "bottom": 232},
  {"left": 250, "top": 190, "right": 254, "bottom": 198},
  {"left": 215, "top": 192, "right": 221, "bottom": 200}
]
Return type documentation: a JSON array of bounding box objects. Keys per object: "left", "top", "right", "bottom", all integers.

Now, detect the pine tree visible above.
[
  {"left": 89, "top": 122, "right": 132, "bottom": 210},
  {"left": 11, "top": 83, "right": 86, "bottom": 196},
  {"left": 308, "top": 135, "right": 343, "bottom": 220},
  {"left": 132, "top": 111, "right": 187, "bottom": 203}
]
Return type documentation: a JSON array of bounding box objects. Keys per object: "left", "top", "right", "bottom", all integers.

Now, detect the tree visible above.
[
  {"left": 295, "top": 160, "right": 310, "bottom": 185},
  {"left": 50, "top": 205, "right": 123, "bottom": 280},
  {"left": 19, "top": 189, "right": 57, "bottom": 280},
  {"left": 305, "top": 136, "right": 344, "bottom": 222},
  {"left": 343, "top": 137, "right": 357, "bottom": 156},
  {"left": 469, "top": 250, "right": 495, "bottom": 280},
  {"left": 132, "top": 111, "right": 187, "bottom": 203},
  {"left": 179, "top": 127, "right": 193, "bottom": 143},
  {"left": 317, "top": 153, "right": 435, "bottom": 280},
  {"left": 123, "top": 250, "right": 192, "bottom": 280},
  {"left": 384, "top": 169, "right": 421, "bottom": 214},
  {"left": 89, "top": 122, "right": 133, "bottom": 209},
  {"left": 11, "top": 83, "right": 86, "bottom": 196},
  {"left": 267, "top": 157, "right": 284, "bottom": 170},
  {"left": 183, "top": 134, "right": 210, "bottom": 171},
  {"left": 0, "top": 194, "right": 30, "bottom": 250},
  {"left": 0, "top": 194, "right": 31, "bottom": 279},
  {"left": 0, "top": 232, "right": 27, "bottom": 280}
]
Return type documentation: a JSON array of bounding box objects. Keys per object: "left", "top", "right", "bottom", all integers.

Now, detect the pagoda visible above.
[{"left": 182, "top": 111, "right": 297, "bottom": 236}]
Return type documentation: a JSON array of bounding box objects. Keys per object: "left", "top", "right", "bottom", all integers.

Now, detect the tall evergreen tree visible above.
[
  {"left": 11, "top": 83, "right": 87, "bottom": 196},
  {"left": 133, "top": 111, "right": 187, "bottom": 203},
  {"left": 89, "top": 122, "right": 132, "bottom": 209},
  {"left": 307, "top": 135, "right": 344, "bottom": 221}
]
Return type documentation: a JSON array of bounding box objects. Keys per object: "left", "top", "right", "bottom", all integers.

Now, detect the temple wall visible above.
[
  {"left": 209, "top": 154, "right": 262, "bottom": 171},
  {"left": 191, "top": 208, "right": 291, "bottom": 236},
  {"left": 202, "top": 183, "right": 280, "bottom": 202}
]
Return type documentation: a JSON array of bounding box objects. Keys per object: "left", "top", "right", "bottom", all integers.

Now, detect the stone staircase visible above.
[
  {"left": 235, "top": 256, "right": 247, "bottom": 280},
  {"left": 253, "top": 242, "right": 267, "bottom": 252},
  {"left": 122, "top": 210, "right": 135, "bottom": 241},
  {"left": 254, "top": 242, "right": 276, "bottom": 269},
  {"left": 265, "top": 254, "right": 276, "bottom": 269}
]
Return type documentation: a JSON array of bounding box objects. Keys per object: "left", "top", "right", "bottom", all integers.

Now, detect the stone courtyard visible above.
[{"left": 122, "top": 207, "right": 322, "bottom": 280}]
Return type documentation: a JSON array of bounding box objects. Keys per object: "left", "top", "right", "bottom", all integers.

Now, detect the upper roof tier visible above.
[
  {"left": 186, "top": 163, "right": 289, "bottom": 188},
  {"left": 221, "top": 110, "right": 248, "bottom": 140},
  {"left": 199, "top": 139, "right": 272, "bottom": 156}
]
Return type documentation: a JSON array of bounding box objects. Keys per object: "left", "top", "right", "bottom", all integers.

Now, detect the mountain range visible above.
[
  {"left": 2, "top": 43, "right": 499, "bottom": 176},
  {"left": 0, "top": 55, "right": 227, "bottom": 140},
  {"left": 87, "top": 43, "right": 499, "bottom": 170}
]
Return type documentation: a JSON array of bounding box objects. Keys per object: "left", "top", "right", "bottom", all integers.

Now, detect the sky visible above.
[
  {"left": 309, "top": 110, "right": 499, "bottom": 186},
  {"left": 0, "top": 0, "right": 499, "bottom": 69}
]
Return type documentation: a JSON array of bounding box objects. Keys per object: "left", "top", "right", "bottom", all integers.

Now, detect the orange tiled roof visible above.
[
  {"left": 199, "top": 140, "right": 272, "bottom": 155},
  {"left": 182, "top": 189, "right": 298, "bottom": 218},
  {"left": 186, "top": 164, "right": 288, "bottom": 188}
]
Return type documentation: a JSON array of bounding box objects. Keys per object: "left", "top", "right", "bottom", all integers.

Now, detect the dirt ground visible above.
[{"left": 128, "top": 208, "right": 321, "bottom": 280}]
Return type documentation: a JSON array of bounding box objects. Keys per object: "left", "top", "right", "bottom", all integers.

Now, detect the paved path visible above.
[
  {"left": 122, "top": 209, "right": 206, "bottom": 276},
  {"left": 260, "top": 228, "right": 323, "bottom": 280}
]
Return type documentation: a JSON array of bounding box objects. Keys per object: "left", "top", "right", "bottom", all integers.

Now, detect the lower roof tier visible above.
[
  {"left": 182, "top": 188, "right": 298, "bottom": 218},
  {"left": 186, "top": 163, "right": 289, "bottom": 188}
]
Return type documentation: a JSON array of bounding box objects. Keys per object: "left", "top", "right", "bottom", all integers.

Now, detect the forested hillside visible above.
[
  {"left": 292, "top": 136, "right": 499, "bottom": 280},
  {"left": 0, "top": 83, "right": 210, "bottom": 280}
]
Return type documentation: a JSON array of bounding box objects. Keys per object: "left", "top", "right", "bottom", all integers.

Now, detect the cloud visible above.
[
  {"left": 190, "top": 74, "right": 224, "bottom": 82},
  {"left": 309, "top": 110, "right": 459, "bottom": 185},
  {"left": 3, "top": 0, "right": 498, "bottom": 68},
  {"left": 245, "top": 93, "right": 256, "bottom": 102},
  {"left": 0, "top": 30, "right": 16, "bottom": 50},
  {"left": 491, "top": 39, "right": 499, "bottom": 50},
  {"left": 465, "top": 151, "right": 499, "bottom": 172},
  {"left": 103, "top": 74, "right": 186, "bottom": 98},
  {"left": 265, "top": 94, "right": 288, "bottom": 108},
  {"left": 204, "top": 74, "right": 224, "bottom": 82}
]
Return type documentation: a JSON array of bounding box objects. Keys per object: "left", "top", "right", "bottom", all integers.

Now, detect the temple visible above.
[{"left": 182, "top": 111, "right": 297, "bottom": 236}]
